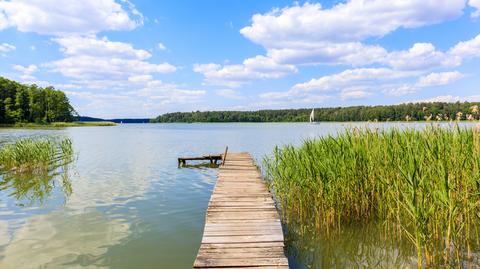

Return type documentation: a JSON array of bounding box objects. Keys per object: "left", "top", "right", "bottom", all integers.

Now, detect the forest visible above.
[
  {"left": 0, "top": 77, "right": 76, "bottom": 124},
  {"left": 151, "top": 102, "right": 480, "bottom": 122}
]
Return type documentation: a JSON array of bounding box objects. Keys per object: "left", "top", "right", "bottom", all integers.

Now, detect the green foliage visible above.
[
  {"left": 0, "top": 77, "right": 77, "bottom": 124},
  {"left": 265, "top": 126, "right": 480, "bottom": 267},
  {"left": 0, "top": 137, "right": 74, "bottom": 172},
  {"left": 151, "top": 102, "right": 480, "bottom": 122}
]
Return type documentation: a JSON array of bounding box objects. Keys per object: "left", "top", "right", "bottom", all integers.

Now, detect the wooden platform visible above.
[
  {"left": 178, "top": 154, "right": 222, "bottom": 166},
  {"left": 194, "top": 152, "right": 289, "bottom": 268}
]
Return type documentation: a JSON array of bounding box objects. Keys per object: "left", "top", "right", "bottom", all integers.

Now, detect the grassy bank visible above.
[
  {"left": 265, "top": 125, "right": 480, "bottom": 268},
  {"left": 0, "top": 121, "right": 116, "bottom": 128}
]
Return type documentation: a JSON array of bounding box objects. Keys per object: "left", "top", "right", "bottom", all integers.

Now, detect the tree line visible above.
[
  {"left": 0, "top": 76, "right": 76, "bottom": 124},
  {"left": 151, "top": 102, "right": 480, "bottom": 123}
]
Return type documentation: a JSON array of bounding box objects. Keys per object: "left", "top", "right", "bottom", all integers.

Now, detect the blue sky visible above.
[{"left": 1, "top": 0, "right": 480, "bottom": 118}]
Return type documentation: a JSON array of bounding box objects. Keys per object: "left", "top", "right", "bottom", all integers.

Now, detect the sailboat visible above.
[{"left": 309, "top": 108, "right": 316, "bottom": 124}]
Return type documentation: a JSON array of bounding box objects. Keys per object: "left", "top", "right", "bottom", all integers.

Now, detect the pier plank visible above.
[{"left": 193, "top": 152, "right": 288, "bottom": 268}]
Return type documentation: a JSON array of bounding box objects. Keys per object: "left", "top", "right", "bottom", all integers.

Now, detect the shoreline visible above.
[{"left": 0, "top": 121, "right": 117, "bottom": 128}]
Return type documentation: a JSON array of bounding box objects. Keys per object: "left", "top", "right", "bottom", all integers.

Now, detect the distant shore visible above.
[{"left": 0, "top": 121, "right": 117, "bottom": 128}]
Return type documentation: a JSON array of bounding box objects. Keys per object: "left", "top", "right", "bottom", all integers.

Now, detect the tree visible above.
[{"left": 0, "top": 77, "right": 76, "bottom": 124}]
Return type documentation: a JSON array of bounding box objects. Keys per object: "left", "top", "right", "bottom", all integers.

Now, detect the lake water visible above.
[{"left": 0, "top": 122, "right": 477, "bottom": 269}]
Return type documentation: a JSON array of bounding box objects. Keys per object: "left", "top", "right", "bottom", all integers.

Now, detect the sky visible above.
[{"left": 1, "top": 0, "right": 480, "bottom": 118}]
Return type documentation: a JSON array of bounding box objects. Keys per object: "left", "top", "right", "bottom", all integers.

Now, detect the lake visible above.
[{"left": 0, "top": 122, "right": 477, "bottom": 269}]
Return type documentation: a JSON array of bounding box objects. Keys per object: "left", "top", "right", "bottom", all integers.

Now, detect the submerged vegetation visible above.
[
  {"left": 265, "top": 125, "right": 480, "bottom": 268},
  {"left": 152, "top": 102, "right": 480, "bottom": 122}
]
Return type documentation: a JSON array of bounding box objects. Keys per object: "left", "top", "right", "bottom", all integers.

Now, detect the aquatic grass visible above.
[
  {"left": 0, "top": 137, "right": 74, "bottom": 172},
  {"left": 265, "top": 125, "right": 480, "bottom": 268}
]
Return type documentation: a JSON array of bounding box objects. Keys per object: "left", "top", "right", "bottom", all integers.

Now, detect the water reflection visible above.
[
  {"left": 285, "top": 219, "right": 418, "bottom": 269},
  {"left": 0, "top": 210, "right": 130, "bottom": 269},
  {"left": 0, "top": 159, "right": 73, "bottom": 206}
]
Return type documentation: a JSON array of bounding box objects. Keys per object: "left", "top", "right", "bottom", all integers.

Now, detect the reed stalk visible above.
[{"left": 265, "top": 125, "right": 480, "bottom": 268}]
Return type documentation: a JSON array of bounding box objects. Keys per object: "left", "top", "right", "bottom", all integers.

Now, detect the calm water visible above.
[{"left": 0, "top": 122, "right": 476, "bottom": 269}]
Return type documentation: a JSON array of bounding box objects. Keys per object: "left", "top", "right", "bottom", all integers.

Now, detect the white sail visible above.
[{"left": 309, "top": 108, "right": 315, "bottom": 123}]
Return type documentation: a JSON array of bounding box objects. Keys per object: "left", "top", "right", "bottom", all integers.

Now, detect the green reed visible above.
[
  {"left": 0, "top": 137, "right": 74, "bottom": 172},
  {"left": 264, "top": 125, "right": 480, "bottom": 268}
]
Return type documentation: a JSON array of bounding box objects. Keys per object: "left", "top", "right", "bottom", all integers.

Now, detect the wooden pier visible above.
[
  {"left": 193, "top": 152, "right": 288, "bottom": 268},
  {"left": 178, "top": 154, "right": 223, "bottom": 166}
]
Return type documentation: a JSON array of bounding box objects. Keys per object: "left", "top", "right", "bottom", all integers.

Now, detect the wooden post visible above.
[{"left": 222, "top": 146, "right": 228, "bottom": 166}]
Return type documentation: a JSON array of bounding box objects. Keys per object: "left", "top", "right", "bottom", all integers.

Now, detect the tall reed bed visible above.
[
  {"left": 0, "top": 137, "right": 74, "bottom": 172},
  {"left": 264, "top": 125, "right": 480, "bottom": 268}
]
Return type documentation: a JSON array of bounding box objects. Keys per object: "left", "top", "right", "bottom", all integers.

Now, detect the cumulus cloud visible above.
[
  {"left": 261, "top": 68, "right": 465, "bottom": 102},
  {"left": 267, "top": 42, "right": 388, "bottom": 66},
  {"left": 413, "top": 94, "right": 480, "bottom": 103},
  {"left": 449, "top": 33, "right": 480, "bottom": 62},
  {"left": 46, "top": 36, "right": 176, "bottom": 88},
  {"left": 193, "top": 55, "right": 297, "bottom": 87},
  {"left": 0, "top": 42, "right": 15, "bottom": 52},
  {"left": 291, "top": 68, "right": 416, "bottom": 93},
  {"left": 469, "top": 0, "right": 480, "bottom": 17},
  {"left": 195, "top": 0, "right": 473, "bottom": 87},
  {"left": 0, "top": 0, "right": 142, "bottom": 35},
  {"left": 41, "top": 35, "right": 199, "bottom": 117},
  {"left": 66, "top": 83, "right": 206, "bottom": 118},
  {"left": 54, "top": 36, "right": 151, "bottom": 60},
  {"left": 13, "top": 64, "right": 38, "bottom": 81},
  {"left": 237, "top": 1, "right": 465, "bottom": 66},
  {"left": 386, "top": 71, "right": 464, "bottom": 96},
  {"left": 241, "top": 1, "right": 465, "bottom": 47},
  {"left": 261, "top": 68, "right": 414, "bottom": 102},
  {"left": 416, "top": 71, "right": 464, "bottom": 87}
]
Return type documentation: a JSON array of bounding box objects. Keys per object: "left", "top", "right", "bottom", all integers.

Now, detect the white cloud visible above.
[
  {"left": 241, "top": 1, "right": 465, "bottom": 47},
  {"left": 469, "top": 0, "right": 480, "bottom": 17},
  {"left": 157, "top": 42, "right": 166, "bottom": 50},
  {"left": 449, "top": 33, "right": 480, "bottom": 62},
  {"left": 54, "top": 36, "right": 151, "bottom": 60},
  {"left": 262, "top": 68, "right": 465, "bottom": 103},
  {"left": 413, "top": 94, "right": 480, "bottom": 103},
  {"left": 215, "top": 89, "right": 245, "bottom": 100},
  {"left": 128, "top": 75, "right": 153, "bottom": 83},
  {"left": 260, "top": 68, "right": 413, "bottom": 102},
  {"left": 386, "top": 71, "right": 464, "bottom": 96},
  {"left": 195, "top": 0, "right": 472, "bottom": 87},
  {"left": 238, "top": 1, "right": 466, "bottom": 67},
  {"left": 46, "top": 56, "right": 175, "bottom": 84},
  {"left": 387, "top": 43, "right": 451, "bottom": 70},
  {"left": 416, "top": 71, "right": 463, "bottom": 87},
  {"left": 65, "top": 83, "right": 206, "bottom": 118},
  {"left": 0, "top": 42, "right": 15, "bottom": 52},
  {"left": 46, "top": 36, "right": 176, "bottom": 89},
  {"left": 194, "top": 55, "right": 297, "bottom": 87},
  {"left": 13, "top": 64, "right": 37, "bottom": 74},
  {"left": 0, "top": 0, "right": 142, "bottom": 35},
  {"left": 13, "top": 64, "right": 38, "bottom": 81},
  {"left": 292, "top": 68, "right": 416, "bottom": 92},
  {"left": 267, "top": 42, "right": 388, "bottom": 66}
]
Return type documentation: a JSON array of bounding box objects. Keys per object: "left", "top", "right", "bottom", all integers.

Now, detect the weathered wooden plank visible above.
[
  {"left": 194, "top": 257, "right": 289, "bottom": 267},
  {"left": 193, "top": 152, "right": 288, "bottom": 268}
]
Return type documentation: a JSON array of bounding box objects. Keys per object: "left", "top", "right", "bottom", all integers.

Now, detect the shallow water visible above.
[{"left": 0, "top": 122, "right": 477, "bottom": 269}]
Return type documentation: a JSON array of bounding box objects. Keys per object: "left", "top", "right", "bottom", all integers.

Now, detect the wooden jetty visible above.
[
  {"left": 178, "top": 154, "right": 223, "bottom": 166},
  {"left": 193, "top": 152, "right": 288, "bottom": 268}
]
